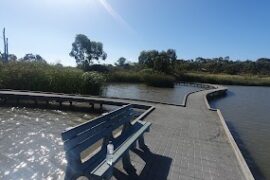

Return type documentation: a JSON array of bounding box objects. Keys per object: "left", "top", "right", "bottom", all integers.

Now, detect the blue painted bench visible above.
[{"left": 61, "top": 104, "right": 152, "bottom": 179}]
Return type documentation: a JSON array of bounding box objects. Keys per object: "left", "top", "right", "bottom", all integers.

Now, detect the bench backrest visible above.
[{"left": 61, "top": 104, "right": 136, "bottom": 172}]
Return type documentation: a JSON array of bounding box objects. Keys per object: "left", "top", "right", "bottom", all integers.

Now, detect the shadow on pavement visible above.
[{"left": 113, "top": 148, "right": 172, "bottom": 180}]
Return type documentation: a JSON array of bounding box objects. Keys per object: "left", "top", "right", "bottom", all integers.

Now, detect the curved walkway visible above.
[{"left": 114, "top": 88, "right": 253, "bottom": 179}]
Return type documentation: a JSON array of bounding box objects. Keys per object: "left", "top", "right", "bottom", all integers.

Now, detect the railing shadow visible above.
[{"left": 113, "top": 147, "right": 172, "bottom": 180}]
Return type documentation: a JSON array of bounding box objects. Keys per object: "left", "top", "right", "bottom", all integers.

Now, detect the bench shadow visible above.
[{"left": 113, "top": 147, "right": 172, "bottom": 180}]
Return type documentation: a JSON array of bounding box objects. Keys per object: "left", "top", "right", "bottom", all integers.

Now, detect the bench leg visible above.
[
  {"left": 138, "top": 135, "right": 149, "bottom": 151},
  {"left": 122, "top": 151, "right": 136, "bottom": 174},
  {"left": 64, "top": 164, "right": 80, "bottom": 180}
]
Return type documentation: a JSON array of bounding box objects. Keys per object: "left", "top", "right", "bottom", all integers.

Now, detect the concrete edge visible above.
[
  {"left": 204, "top": 87, "right": 255, "bottom": 180},
  {"left": 182, "top": 89, "right": 206, "bottom": 107}
]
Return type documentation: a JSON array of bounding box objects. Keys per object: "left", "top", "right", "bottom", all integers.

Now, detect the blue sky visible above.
[{"left": 0, "top": 0, "right": 270, "bottom": 66}]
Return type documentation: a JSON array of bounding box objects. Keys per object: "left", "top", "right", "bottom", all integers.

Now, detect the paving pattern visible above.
[{"left": 113, "top": 90, "right": 246, "bottom": 180}]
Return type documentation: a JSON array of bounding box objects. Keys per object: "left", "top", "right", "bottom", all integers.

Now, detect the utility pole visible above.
[
  {"left": 6, "top": 38, "right": 8, "bottom": 60},
  {"left": 2, "top": 28, "right": 8, "bottom": 62}
]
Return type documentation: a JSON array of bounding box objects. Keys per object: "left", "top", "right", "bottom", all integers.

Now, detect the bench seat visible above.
[
  {"left": 90, "top": 121, "right": 151, "bottom": 178},
  {"left": 61, "top": 104, "right": 152, "bottom": 180}
]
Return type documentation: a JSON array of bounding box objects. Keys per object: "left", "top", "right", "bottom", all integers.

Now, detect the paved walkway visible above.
[
  {"left": 0, "top": 89, "right": 250, "bottom": 179},
  {"left": 114, "top": 90, "right": 246, "bottom": 180}
]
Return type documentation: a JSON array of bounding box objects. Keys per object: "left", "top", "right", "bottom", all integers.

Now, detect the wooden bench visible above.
[{"left": 61, "top": 104, "right": 152, "bottom": 180}]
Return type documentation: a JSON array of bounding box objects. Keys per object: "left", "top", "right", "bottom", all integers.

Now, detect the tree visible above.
[
  {"left": 20, "top": 53, "right": 46, "bottom": 63},
  {"left": 138, "top": 49, "right": 176, "bottom": 73},
  {"left": 8, "top": 54, "right": 17, "bottom": 61},
  {"left": 70, "top": 34, "right": 107, "bottom": 70},
  {"left": 22, "top": 53, "right": 36, "bottom": 61},
  {"left": 115, "top": 57, "right": 126, "bottom": 67}
]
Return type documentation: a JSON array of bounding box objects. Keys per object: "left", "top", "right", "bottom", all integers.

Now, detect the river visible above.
[
  {"left": 103, "top": 83, "right": 202, "bottom": 104},
  {"left": 210, "top": 86, "right": 270, "bottom": 179},
  {"left": 0, "top": 107, "right": 97, "bottom": 180}
]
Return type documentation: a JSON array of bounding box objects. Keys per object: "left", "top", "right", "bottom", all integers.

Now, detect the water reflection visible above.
[
  {"left": 210, "top": 86, "right": 270, "bottom": 179},
  {"left": 103, "top": 83, "right": 202, "bottom": 104},
  {"left": 0, "top": 107, "right": 97, "bottom": 180}
]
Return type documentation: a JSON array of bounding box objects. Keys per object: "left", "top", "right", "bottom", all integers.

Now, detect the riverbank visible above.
[
  {"left": 107, "top": 70, "right": 270, "bottom": 87},
  {"left": 179, "top": 72, "right": 270, "bottom": 86}
]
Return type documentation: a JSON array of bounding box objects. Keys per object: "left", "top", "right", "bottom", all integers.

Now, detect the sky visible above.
[{"left": 0, "top": 0, "right": 270, "bottom": 66}]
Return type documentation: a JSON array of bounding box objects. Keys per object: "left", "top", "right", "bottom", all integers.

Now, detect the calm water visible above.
[
  {"left": 210, "top": 86, "right": 270, "bottom": 179},
  {"left": 103, "top": 83, "right": 202, "bottom": 104},
  {"left": 0, "top": 107, "right": 97, "bottom": 180}
]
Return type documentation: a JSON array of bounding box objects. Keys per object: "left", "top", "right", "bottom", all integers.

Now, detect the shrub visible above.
[
  {"left": 139, "top": 68, "right": 156, "bottom": 74},
  {"left": 107, "top": 71, "right": 143, "bottom": 83},
  {"left": 81, "top": 72, "right": 106, "bottom": 95},
  {"left": 143, "top": 73, "right": 175, "bottom": 88}
]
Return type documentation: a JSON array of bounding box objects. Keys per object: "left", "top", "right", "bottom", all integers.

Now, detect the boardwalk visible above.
[
  {"left": 113, "top": 89, "right": 251, "bottom": 180},
  {"left": 0, "top": 88, "right": 253, "bottom": 180}
]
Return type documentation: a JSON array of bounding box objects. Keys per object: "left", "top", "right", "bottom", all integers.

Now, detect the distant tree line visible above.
[
  {"left": 1, "top": 32, "right": 270, "bottom": 76},
  {"left": 173, "top": 57, "right": 270, "bottom": 75},
  {"left": 0, "top": 52, "right": 47, "bottom": 63}
]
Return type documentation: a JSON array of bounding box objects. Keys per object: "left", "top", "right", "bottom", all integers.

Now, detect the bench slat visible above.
[
  {"left": 63, "top": 110, "right": 135, "bottom": 151},
  {"left": 71, "top": 114, "right": 134, "bottom": 154},
  {"left": 64, "top": 110, "right": 137, "bottom": 150},
  {"left": 62, "top": 104, "right": 133, "bottom": 141}
]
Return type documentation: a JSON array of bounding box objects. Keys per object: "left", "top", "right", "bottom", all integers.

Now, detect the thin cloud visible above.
[{"left": 98, "top": 0, "right": 136, "bottom": 34}]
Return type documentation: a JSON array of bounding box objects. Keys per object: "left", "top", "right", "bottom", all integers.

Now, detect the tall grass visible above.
[
  {"left": 143, "top": 73, "right": 175, "bottom": 88},
  {"left": 107, "top": 71, "right": 143, "bottom": 83},
  {"left": 179, "top": 72, "right": 270, "bottom": 86},
  {"left": 107, "top": 70, "right": 175, "bottom": 88},
  {"left": 0, "top": 61, "right": 105, "bottom": 95}
]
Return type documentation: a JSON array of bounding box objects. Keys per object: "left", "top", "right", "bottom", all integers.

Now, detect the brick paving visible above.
[{"left": 113, "top": 90, "right": 245, "bottom": 180}]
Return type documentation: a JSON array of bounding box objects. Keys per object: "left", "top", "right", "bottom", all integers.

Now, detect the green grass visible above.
[
  {"left": 0, "top": 61, "right": 105, "bottom": 95},
  {"left": 180, "top": 72, "right": 270, "bottom": 86}
]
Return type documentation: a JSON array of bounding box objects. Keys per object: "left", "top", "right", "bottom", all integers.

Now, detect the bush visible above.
[
  {"left": 107, "top": 71, "right": 143, "bottom": 83},
  {"left": 81, "top": 72, "right": 106, "bottom": 95},
  {"left": 143, "top": 73, "right": 175, "bottom": 88},
  {"left": 139, "top": 68, "right": 156, "bottom": 74},
  {"left": 107, "top": 70, "right": 175, "bottom": 88}
]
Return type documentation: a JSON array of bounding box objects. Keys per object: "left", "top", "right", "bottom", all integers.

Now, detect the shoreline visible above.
[{"left": 204, "top": 86, "right": 254, "bottom": 180}]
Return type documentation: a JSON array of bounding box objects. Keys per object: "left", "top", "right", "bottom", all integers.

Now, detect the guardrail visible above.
[{"left": 175, "top": 81, "right": 217, "bottom": 89}]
